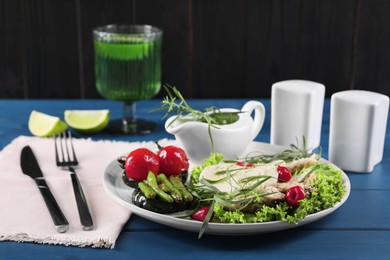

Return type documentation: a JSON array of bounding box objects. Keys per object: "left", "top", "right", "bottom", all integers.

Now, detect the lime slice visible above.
[
  {"left": 64, "top": 109, "right": 110, "bottom": 134},
  {"left": 28, "top": 110, "right": 68, "bottom": 137}
]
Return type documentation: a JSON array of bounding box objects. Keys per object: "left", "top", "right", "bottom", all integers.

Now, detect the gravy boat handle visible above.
[{"left": 241, "top": 101, "right": 266, "bottom": 140}]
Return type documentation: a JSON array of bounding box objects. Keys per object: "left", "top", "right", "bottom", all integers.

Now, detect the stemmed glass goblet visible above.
[{"left": 93, "top": 24, "right": 162, "bottom": 134}]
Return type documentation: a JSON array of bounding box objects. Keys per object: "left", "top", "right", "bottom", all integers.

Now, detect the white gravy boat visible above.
[{"left": 165, "top": 101, "right": 266, "bottom": 164}]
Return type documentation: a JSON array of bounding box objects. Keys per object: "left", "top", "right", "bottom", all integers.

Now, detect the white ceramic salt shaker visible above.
[
  {"left": 271, "top": 80, "right": 325, "bottom": 150},
  {"left": 328, "top": 90, "right": 389, "bottom": 173}
]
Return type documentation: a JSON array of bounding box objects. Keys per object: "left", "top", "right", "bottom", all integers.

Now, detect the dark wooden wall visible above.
[{"left": 1, "top": 0, "right": 389, "bottom": 99}]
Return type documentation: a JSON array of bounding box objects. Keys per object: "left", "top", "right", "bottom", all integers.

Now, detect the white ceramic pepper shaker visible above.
[
  {"left": 271, "top": 80, "right": 325, "bottom": 150},
  {"left": 328, "top": 90, "right": 389, "bottom": 173}
]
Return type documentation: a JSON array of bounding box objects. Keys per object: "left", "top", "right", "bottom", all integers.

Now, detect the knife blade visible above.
[{"left": 20, "top": 146, "right": 69, "bottom": 233}]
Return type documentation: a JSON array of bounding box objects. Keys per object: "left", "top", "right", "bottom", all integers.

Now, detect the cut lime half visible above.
[
  {"left": 28, "top": 110, "right": 68, "bottom": 137},
  {"left": 64, "top": 109, "right": 110, "bottom": 134}
]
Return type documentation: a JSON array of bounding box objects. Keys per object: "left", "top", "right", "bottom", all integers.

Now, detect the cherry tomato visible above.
[
  {"left": 285, "top": 186, "right": 306, "bottom": 207},
  {"left": 277, "top": 165, "right": 292, "bottom": 182},
  {"left": 124, "top": 148, "right": 159, "bottom": 181},
  {"left": 191, "top": 207, "right": 214, "bottom": 222},
  {"left": 157, "top": 146, "right": 189, "bottom": 176}
]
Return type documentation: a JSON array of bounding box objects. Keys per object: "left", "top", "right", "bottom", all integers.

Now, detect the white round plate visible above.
[{"left": 103, "top": 141, "right": 351, "bottom": 235}]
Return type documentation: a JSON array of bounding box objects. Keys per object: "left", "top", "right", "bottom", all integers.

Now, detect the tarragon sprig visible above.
[
  {"left": 194, "top": 173, "right": 275, "bottom": 238},
  {"left": 156, "top": 85, "right": 219, "bottom": 125},
  {"left": 153, "top": 85, "right": 240, "bottom": 152},
  {"left": 225, "top": 137, "right": 321, "bottom": 164}
]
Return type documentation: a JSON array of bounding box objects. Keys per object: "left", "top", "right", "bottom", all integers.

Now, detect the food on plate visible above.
[
  {"left": 120, "top": 141, "right": 346, "bottom": 238},
  {"left": 191, "top": 207, "right": 214, "bottom": 222},
  {"left": 156, "top": 144, "right": 189, "bottom": 176},
  {"left": 276, "top": 165, "right": 292, "bottom": 182},
  {"left": 285, "top": 186, "right": 306, "bottom": 207},
  {"left": 190, "top": 149, "right": 345, "bottom": 232},
  {"left": 132, "top": 172, "right": 196, "bottom": 214},
  {"left": 124, "top": 148, "right": 160, "bottom": 180},
  {"left": 118, "top": 145, "right": 189, "bottom": 187},
  {"left": 193, "top": 155, "right": 318, "bottom": 213},
  {"left": 118, "top": 148, "right": 160, "bottom": 187},
  {"left": 118, "top": 144, "right": 194, "bottom": 214}
]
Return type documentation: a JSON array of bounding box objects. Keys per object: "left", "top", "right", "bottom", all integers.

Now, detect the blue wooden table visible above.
[{"left": 0, "top": 99, "right": 389, "bottom": 259}]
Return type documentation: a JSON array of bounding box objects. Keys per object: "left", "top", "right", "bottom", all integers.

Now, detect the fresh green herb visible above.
[
  {"left": 204, "top": 107, "right": 239, "bottom": 125},
  {"left": 226, "top": 137, "right": 321, "bottom": 164},
  {"left": 198, "top": 200, "right": 215, "bottom": 239},
  {"left": 155, "top": 85, "right": 240, "bottom": 125},
  {"left": 153, "top": 85, "right": 241, "bottom": 151},
  {"left": 194, "top": 172, "right": 274, "bottom": 207},
  {"left": 298, "top": 164, "right": 320, "bottom": 183}
]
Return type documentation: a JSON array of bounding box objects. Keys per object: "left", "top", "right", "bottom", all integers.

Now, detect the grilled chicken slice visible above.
[
  {"left": 198, "top": 156, "right": 319, "bottom": 213},
  {"left": 286, "top": 155, "right": 318, "bottom": 173}
]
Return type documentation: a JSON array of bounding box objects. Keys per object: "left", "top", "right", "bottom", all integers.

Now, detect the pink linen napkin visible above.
[{"left": 0, "top": 135, "right": 172, "bottom": 248}]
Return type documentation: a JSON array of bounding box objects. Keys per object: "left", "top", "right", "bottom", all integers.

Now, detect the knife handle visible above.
[
  {"left": 69, "top": 168, "right": 94, "bottom": 231},
  {"left": 35, "top": 179, "right": 69, "bottom": 233}
]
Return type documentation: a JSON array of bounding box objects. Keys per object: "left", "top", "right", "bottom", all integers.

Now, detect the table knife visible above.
[{"left": 20, "top": 146, "right": 69, "bottom": 233}]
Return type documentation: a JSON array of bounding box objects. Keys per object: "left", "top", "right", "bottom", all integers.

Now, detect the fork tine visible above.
[
  {"left": 68, "top": 131, "right": 78, "bottom": 166},
  {"left": 63, "top": 131, "right": 72, "bottom": 165},
  {"left": 59, "top": 132, "right": 67, "bottom": 165},
  {"left": 54, "top": 133, "right": 61, "bottom": 166},
  {"left": 55, "top": 131, "right": 79, "bottom": 167}
]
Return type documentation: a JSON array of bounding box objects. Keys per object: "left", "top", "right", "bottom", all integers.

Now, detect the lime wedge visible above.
[
  {"left": 64, "top": 109, "right": 110, "bottom": 134},
  {"left": 28, "top": 110, "right": 68, "bottom": 137}
]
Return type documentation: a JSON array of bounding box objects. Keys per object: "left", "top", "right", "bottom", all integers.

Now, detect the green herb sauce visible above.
[{"left": 203, "top": 112, "right": 240, "bottom": 125}]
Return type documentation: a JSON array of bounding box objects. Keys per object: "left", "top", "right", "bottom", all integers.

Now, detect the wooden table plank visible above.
[{"left": 2, "top": 230, "right": 389, "bottom": 258}]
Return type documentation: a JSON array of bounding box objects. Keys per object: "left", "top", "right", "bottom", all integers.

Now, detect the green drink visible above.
[
  {"left": 93, "top": 25, "right": 162, "bottom": 134},
  {"left": 94, "top": 26, "right": 162, "bottom": 101}
]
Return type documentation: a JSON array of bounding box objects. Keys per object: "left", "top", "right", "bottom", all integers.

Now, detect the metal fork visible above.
[{"left": 54, "top": 131, "right": 94, "bottom": 231}]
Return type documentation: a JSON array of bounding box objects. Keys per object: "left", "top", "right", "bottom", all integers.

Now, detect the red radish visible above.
[{"left": 191, "top": 207, "right": 214, "bottom": 222}]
